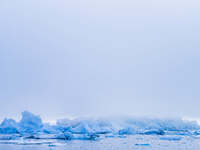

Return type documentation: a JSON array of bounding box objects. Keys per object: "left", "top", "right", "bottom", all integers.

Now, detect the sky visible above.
[{"left": 0, "top": 0, "right": 200, "bottom": 122}]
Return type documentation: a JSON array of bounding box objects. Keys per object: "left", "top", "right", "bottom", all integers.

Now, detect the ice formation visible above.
[
  {"left": 0, "top": 119, "right": 19, "bottom": 134},
  {"left": 0, "top": 111, "right": 199, "bottom": 140},
  {"left": 19, "top": 111, "right": 43, "bottom": 134}
]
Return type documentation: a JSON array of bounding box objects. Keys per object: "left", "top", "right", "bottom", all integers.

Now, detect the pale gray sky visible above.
[{"left": 0, "top": 0, "right": 200, "bottom": 121}]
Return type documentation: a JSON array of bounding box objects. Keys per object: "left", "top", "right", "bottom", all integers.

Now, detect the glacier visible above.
[{"left": 0, "top": 111, "right": 199, "bottom": 141}]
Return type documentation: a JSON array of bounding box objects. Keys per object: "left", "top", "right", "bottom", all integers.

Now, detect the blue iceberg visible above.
[
  {"left": 0, "top": 119, "right": 19, "bottom": 134},
  {"left": 0, "top": 111, "right": 199, "bottom": 140},
  {"left": 19, "top": 111, "right": 43, "bottom": 134}
]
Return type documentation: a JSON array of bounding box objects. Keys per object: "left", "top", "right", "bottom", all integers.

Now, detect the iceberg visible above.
[
  {"left": 112, "top": 117, "right": 199, "bottom": 135},
  {"left": 143, "top": 129, "right": 165, "bottom": 135},
  {"left": 118, "top": 127, "right": 137, "bottom": 135},
  {"left": 42, "top": 123, "right": 60, "bottom": 134},
  {"left": 55, "top": 132, "right": 73, "bottom": 140},
  {"left": 0, "top": 119, "right": 19, "bottom": 134},
  {"left": 19, "top": 111, "right": 43, "bottom": 134},
  {"left": 0, "top": 111, "right": 199, "bottom": 141},
  {"left": 56, "top": 118, "right": 113, "bottom": 134}
]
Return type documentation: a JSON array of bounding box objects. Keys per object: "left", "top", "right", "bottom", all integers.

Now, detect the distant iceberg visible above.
[
  {"left": 0, "top": 111, "right": 199, "bottom": 140},
  {"left": 0, "top": 118, "right": 19, "bottom": 134}
]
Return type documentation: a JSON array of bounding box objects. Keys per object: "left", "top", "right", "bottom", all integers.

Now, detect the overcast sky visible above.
[{"left": 0, "top": 0, "right": 200, "bottom": 121}]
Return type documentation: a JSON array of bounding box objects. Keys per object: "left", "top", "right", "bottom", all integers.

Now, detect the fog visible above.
[{"left": 0, "top": 0, "right": 200, "bottom": 121}]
